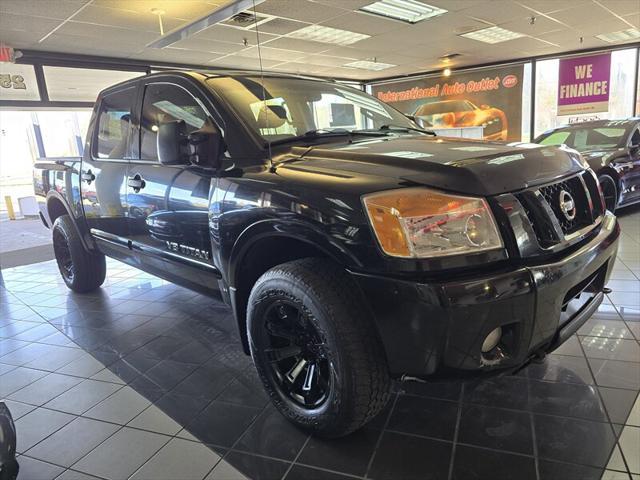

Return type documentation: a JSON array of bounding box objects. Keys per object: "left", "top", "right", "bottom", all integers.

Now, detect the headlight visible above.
[{"left": 363, "top": 187, "right": 503, "bottom": 258}]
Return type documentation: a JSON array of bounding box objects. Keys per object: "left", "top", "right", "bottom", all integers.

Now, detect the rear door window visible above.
[{"left": 95, "top": 87, "right": 136, "bottom": 159}]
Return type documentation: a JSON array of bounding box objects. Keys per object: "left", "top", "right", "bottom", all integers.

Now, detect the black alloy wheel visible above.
[
  {"left": 53, "top": 228, "right": 75, "bottom": 283},
  {"left": 262, "top": 299, "right": 332, "bottom": 409},
  {"left": 247, "top": 258, "right": 392, "bottom": 437},
  {"left": 599, "top": 174, "right": 618, "bottom": 212},
  {"left": 51, "top": 215, "right": 106, "bottom": 293}
]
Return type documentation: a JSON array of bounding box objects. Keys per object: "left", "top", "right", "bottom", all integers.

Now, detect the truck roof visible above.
[{"left": 99, "top": 69, "right": 336, "bottom": 97}]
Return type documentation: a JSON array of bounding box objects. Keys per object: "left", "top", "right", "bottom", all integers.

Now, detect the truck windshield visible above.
[{"left": 206, "top": 76, "right": 414, "bottom": 144}]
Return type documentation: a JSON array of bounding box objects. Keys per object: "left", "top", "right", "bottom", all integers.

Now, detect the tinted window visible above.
[
  {"left": 141, "top": 83, "right": 208, "bottom": 160},
  {"left": 539, "top": 131, "right": 571, "bottom": 146},
  {"left": 539, "top": 127, "right": 627, "bottom": 151},
  {"left": 95, "top": 87, "right": 135, "bottom": 159}
]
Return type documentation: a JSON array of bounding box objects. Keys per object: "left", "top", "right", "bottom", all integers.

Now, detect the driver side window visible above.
[{"left": 140, "top": 83, "right": 208, "bottom": 161}]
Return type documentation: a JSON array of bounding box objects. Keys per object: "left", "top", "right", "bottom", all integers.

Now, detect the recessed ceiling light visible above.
[
  {"left": 359, "top": 0, "right": 447, "bottom": 24},
  {"left": 344, "top": 60, "right": 396, "bottom": 71},
  {"left": 288, "top": 25, "right": 370, "bottom": 46},
  {"left": 596, "top": 28, "right": 640, "bottom": 43},
  {"left": 460, "top": 26, "right": 525, "bottom": 44}
]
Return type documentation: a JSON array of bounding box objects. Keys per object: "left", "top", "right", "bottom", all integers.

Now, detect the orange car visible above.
[{"left": 413, "top": 99, "right": 508, "bottom": 141}]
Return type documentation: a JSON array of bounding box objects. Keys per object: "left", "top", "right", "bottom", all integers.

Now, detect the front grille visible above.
[
  {"left": 515, "top": 171, "right": 602, "bottom": 249},
  {"left": 538, "top": 176, "right": 591, "bottom": 235}
]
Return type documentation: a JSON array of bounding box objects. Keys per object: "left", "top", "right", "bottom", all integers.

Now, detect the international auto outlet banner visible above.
[
  {"left": 370, "top": 64, "right": 524, "bottom": 141},
  {"left": 557, "top": 52, "right": 611, "bottom": 116}
]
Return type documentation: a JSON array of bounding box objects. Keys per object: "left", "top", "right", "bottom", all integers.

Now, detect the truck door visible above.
[
  {"left": 80, "top": 86, "right": 135, "bottom": 260},
  {"left": 126, "top": 80, "right": 221, "bottom": 292}
]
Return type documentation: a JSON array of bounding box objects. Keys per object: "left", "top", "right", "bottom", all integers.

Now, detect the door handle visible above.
[
  {"left": 81, "top": 170, "right": 95, "bottom": 184},
  {"left": 128, "top": 174, "right": 146, "bottom": 193}
]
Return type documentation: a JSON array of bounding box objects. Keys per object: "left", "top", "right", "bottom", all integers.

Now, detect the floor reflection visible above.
[{"left": 1, "top": 207, "right": 639, "bottom": 479}]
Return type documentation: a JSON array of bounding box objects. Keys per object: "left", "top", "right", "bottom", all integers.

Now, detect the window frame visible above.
[
  {"left": 137, "top": 80, "right": 220, "bottom": 164},
  {"left": 627, "top": 126, "right": 640, "bottom": 147},
  {"left": 91, "top": 85, "right": 137, "bottom": 161}
]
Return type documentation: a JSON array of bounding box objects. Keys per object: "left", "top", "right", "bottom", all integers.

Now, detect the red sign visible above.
[
  {"left": 371, "top": 64, "right": 525, "bottom": 141},
  {"left": 502, "top": 75, "right": 518, "bottom": 88},
  {"left": 0, "top": 45, "right": 15, "bottom": 63}
]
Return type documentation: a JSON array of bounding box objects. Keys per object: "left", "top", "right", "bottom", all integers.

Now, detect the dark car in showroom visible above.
[
  {"left": 34, "top": 71, "right": 619, "bottom": 437},
  {"left": 535, "top": 118, "right": 640, "bottom": 212}
]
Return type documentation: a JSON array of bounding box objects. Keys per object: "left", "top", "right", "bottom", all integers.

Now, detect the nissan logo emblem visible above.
[{"left": 559, "top": 190, "right": 576, "bottom": 221}]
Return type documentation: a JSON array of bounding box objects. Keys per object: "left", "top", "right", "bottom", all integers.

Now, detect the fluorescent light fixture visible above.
[
  {"left": 288, "top": 25, "right": 370, "bottom": 46},
  {"left": 596, "top": 28, "right": 640, "bottom": 43},
  {"left": 359, "top": 0, "right": 447, "bottom": 24},
  {"left": 344, "top": 60, "right": 396, "bottom": 71},
  {"left": 460, "top": 26, "right": 525, "bottom": 44},
  {"left": 148, "top": 0, "right": 265, "bottom": 48}
]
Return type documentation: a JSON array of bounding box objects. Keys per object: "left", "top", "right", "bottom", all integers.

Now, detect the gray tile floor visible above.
[{"left": 1, "top": 206, "right": 639, "bottom": 480}]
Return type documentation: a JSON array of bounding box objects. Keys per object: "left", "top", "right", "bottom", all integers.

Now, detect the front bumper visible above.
[{"left": 351, "top": 212, "right": 620, "bottom": 379}]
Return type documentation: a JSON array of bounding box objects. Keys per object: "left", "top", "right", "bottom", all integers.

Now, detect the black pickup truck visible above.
[{"left": 34, "top": 71, "right": 620, "bottom": 437}]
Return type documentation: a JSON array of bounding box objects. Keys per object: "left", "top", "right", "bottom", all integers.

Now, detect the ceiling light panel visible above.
[
  {"left": 344, "top": 60, "right": 396, "bottom": 70},
  {"left": 359, "top": 0, "right": 447, "bottom": 24},
  {"left": 287, "top": 25, "right": 370, "bottom": 46},
  {"left": 596, "top": 28, "right": 640, "bottom": 43},
  {"left": 460, "top": 26, "right": 525, "bottom": 44}
]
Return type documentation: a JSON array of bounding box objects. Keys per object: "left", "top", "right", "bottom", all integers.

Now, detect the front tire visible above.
[
  {"left": 599, "top": 174, "right": 618, "bottom": 212},
  {"left": 247, "top": 258, "right": 391, "bottom": 438},
  {"left": 52, "top": 215, "right": 106, "bottom": 293}
]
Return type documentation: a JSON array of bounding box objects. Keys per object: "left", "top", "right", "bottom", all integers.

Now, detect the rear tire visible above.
[
  {"left": 52, "top": 215, "right": 106, "bottom": 293},
  {"left": 599, "top": 174, "right": 618, "bottom": 212},
  {"left": 247, "top": 258, "right": 391, "bottom": 438}
]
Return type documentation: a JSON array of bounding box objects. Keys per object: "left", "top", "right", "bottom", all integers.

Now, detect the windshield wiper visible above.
[
  {"left": 269, "top": 128, "right": 386, "bottom": 146},
  {"left": 378, "top": 124, "right": 436, "bottom": 135}
]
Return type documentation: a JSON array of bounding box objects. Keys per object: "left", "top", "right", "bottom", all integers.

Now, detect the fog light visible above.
[{"left": 481, "top": 327, "right": 502, "bottom": 353}]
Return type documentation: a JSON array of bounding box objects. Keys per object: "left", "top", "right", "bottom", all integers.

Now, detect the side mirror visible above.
[
  {"left": 405, "top": 114, "right": 417, "bottom": 123},
  {"left": 157, "top": 120, "right": 224, "bottom": 168},
  {"left": 187, "top": 123, "right": 223, "bottom": 169},
  {"left": 480, "top": 104, "right": 490, "bottom": 110},
  {"left": 158, "top": 120, "right": 188, "bottom": 166}
]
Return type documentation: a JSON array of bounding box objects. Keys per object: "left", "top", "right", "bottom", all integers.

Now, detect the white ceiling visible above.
[{"left": 0, "top": 0, "right": 639, "bottom": 81}]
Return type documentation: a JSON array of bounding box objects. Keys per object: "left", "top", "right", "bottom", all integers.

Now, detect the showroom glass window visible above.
[
  {"left": 534, "top": 48, "right": 638, "bottom": 137},
  {"left": 140, "top": 83, "right": 208, "bottom": 160},
  {"left": 95, "top": 87, "right": 136, "bottom": 159}
]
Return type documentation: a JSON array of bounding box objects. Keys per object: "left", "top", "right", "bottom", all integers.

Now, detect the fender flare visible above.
[
  {"left": 45, "top": 191, "right": 96, "bottom": 252},
  {"left": 227, "top": 218, "right": 363, "bottom": 290}
]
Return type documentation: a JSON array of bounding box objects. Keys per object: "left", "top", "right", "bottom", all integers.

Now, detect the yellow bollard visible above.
[{"left": 4, "top": 196, "right": 16, "bottom": 220}]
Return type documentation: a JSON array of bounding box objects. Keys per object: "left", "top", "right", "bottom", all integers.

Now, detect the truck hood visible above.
[{"left": 281, "top": 135, "right": 585, "bottom": 196}]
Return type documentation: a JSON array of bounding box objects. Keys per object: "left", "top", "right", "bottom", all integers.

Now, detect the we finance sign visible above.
[{"left": 558, "top": 52, "right": 611, "bottom": 116}]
